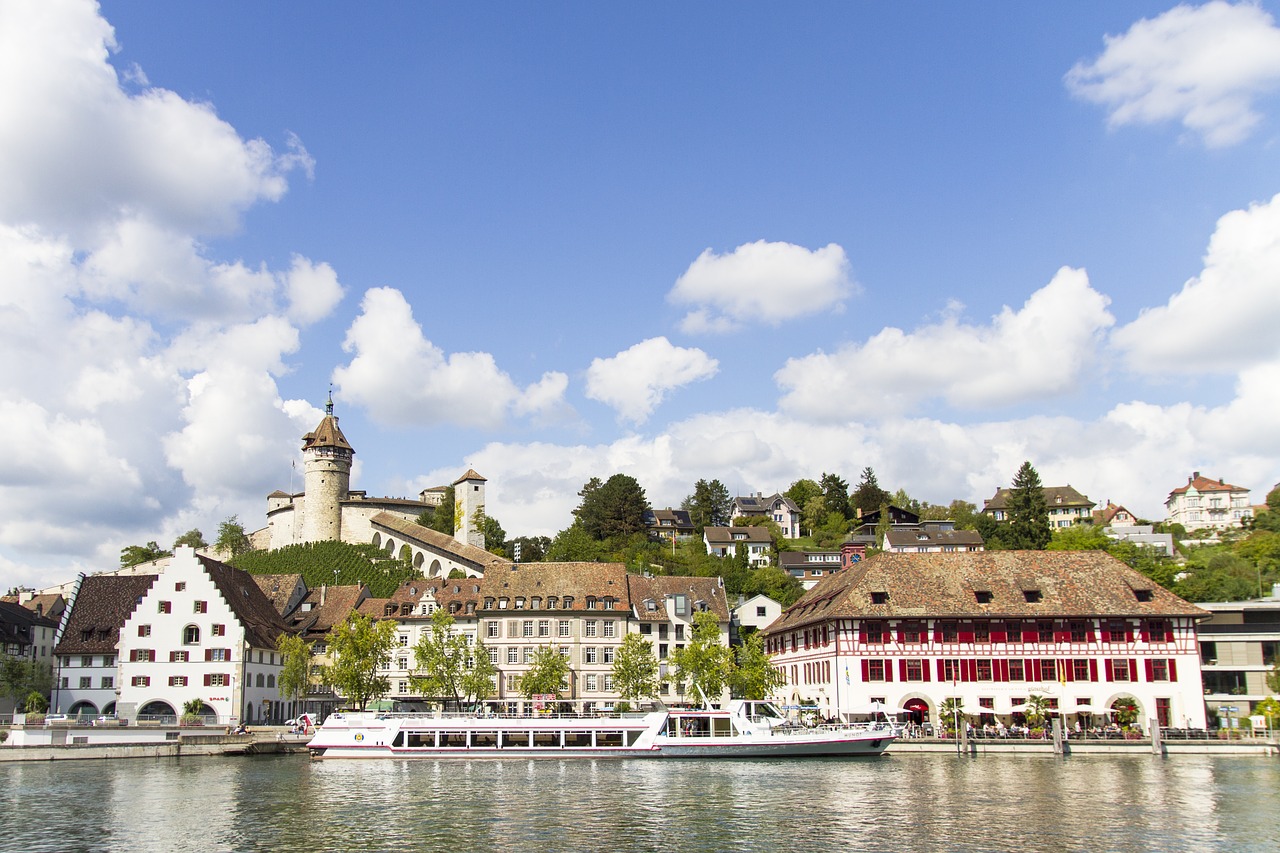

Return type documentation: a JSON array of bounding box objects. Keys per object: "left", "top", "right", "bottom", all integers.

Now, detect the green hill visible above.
[{"left": 228, "top": 541, "right": 421, "bottom": 598}]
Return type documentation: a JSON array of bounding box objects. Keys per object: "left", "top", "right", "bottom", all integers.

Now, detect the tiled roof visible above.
[
  {"left": 1168, "top": 474, "right": 1249, "bottom": 497},
  {"left": 884, "top": 529, "right": 985, "bottom": 548},
  {"left": 452, "top": 468, "right": 487, "bottom": 484},
  {"left": 251, "top": 573, "right": 306, "bottom": 616},
  {"left": 643, "top": 509, "right": 695, "bottom": 530},
  {"left": 292, "top": 584, "right": 370, "bottom": 636},
  {"left": 704, "top": 526, "right": 773, "bottom": 545},
  {"left": 626, "top": 575, "right": 730, "bottom": 622},
  {"left": 301, "top": 413, "right": 353, "bottom": 453},
  {"left": 733, "top": 493, "right": 798, "bottom": 514},
  {"left": 56, "top": 574, "right": 158, "bottom": 655},
  {"left": 370, "top": 512, "right": 512, "bottom": 572},
  {"left": 0, "top": 600, "right": 58, "bottom": 649},
  {"left": 983, "top": 485, "right": 1094, "bottom": 511},
  {"left": 482, "top": 562, "right": 629, "bottom": 606},
  {"left": 199, "top": 555, "right": 292, "bottom": 650},
  {"left": 778, "top": 551, "right": 841, "bottom": 568},
  {"left": 765, "top": 551, "right": 1204, "bottom": 634}
]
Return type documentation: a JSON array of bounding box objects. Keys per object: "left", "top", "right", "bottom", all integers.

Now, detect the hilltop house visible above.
[
  {"left": 732, "top": 493, "right": 802, "bottom": 539},
  {"left": 704, "top": 526, "right": 773, "bottom": 567},
  {"left": 983, "top": 485, "right": 1096, "bottom": 529},
  {"left": 1165, "top": 473, "right": 1252, "bottom": 531}
]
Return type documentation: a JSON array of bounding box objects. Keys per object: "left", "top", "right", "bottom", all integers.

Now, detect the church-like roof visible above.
[{"left": 452, "top": 469, "right": 486, "bottom": 485}]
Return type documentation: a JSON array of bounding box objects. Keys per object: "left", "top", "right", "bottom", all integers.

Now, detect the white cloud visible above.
[
  {"left": 775, "top": 267, "right": 1114, "bottom": 420},
  {"left": 584, "top": 337, "right": 719, "bottom": 424},
  {"left": 334, "top": 287, "right": 567, "bottom": 429},
  {"left": 1067, "top": 1, "right": 1280, "bottom": 147},
  {"left": 284, "top": 255, "right": 345, "bottom": 326},
  {"left": 669, "top": 240, "right": 854, "bottom": 333},
  {"left": 1114, "top": 191, "right": 1280, "bottom": 373}
]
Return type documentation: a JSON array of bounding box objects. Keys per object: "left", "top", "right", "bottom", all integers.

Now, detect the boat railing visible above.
[{"left": 346, "top": 710, "right": 653, "bottom": 722}]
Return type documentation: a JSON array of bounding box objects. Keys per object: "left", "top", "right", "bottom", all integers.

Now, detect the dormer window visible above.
[
  {"left": 531, "top": 597, "right": 542, "bottom": 610},
  {"left": 499, "top": 597, "right": 509, "bottom": 609},
  {"left": 974, "top": 591, "right": 993, "bottom": 604},
  {"left": 546, "top": 596, "right": 558, "bottom": 609},
  {"left": 1023, "top": 590, "right": 1042, "bottom": 604},
  {"left": 562, "top": 596, "right": 574, "bottom": 609},
  {"left": 586, "top": 597, "right": 597, "bottom": 610},
  {"left": 1134, "top": 589, "right": 1153, "bottom": 602},
  {"left": 515, "top": 597, "right": 526, "bottom": 610},
  {"left": 645, "top": 598, "right": 657, "bottom": 611},
  {"left": 870, "top": 591, "right": 889, "bottom": 605},
  {"left": 484, "top": 598, "right": 495, "bottom": 610}
]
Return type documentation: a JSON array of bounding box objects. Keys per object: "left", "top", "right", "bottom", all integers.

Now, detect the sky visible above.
[{"left": 3, "top": 0, "right": 1280, "bottom": 592}]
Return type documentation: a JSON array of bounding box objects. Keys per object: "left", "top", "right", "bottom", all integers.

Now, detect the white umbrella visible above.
[
  {"left": 1071, "top": 704, "right": 1115, "bottom": 715},
  {"left": 1008, "top": 703, "right": 1058, "bottom": 714}
]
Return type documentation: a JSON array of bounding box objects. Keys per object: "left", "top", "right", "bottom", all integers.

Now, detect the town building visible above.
[
  {"left": 643, "top": 508, "right": 696, "bottom": 543},
  {"left": 732, "top": 594, "right": 783, "bottom": 639},
  {"left": 1196, "top": 587, "right": 1280, "bottom": 725},
  {"left": 983, "top": 485, "right": 1096, "bottom": 528},
  {"left": 731, "top": 493, "right": 802, "bottom": 538},
  {"left": 114, "top": 547, "right": 290, "bottom": 725},
  {"left": 0, "top": 600, "right": 59, "bottom": 714},
  {"left": 52, "top": 573, "right": 157, "bottom": 718},
  {"left": 880, "top": 525, "right": 985, "bottom": 554},
  {"left": 778, "top": 551, "right": 843, "bottom": 589},
  {"left": 704, "top": 526, "right": 773, "bottom": 567},
  {"left": 1165, "top": 472, "right": 1252, "bottom": 531},
  {"left": 763, "top": 551, "right": 1208, "bottom": 730}
]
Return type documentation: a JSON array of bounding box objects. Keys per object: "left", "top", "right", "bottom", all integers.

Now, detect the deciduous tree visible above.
[
  {"left": 819, "top": 472, "right": 852, "bottom": 521},
  {"left": 410, "top": 608, "right": 473, "bottom": 708},
  {"left": 323, "top": 613, "right": 398, "bottom": 710},
  {"left": 516, "top": 646, "right": 570, "bottom": 699},
  {"left": 668, "top": 611, "right": 734, "bottom": 706},
  {"left": 784, "top": 479, "right": 823, "bottom": 515},
  {"left": 276, "top": 633, "right": 314, "bottom": 717},
  {"left": 120, "top": 541, "right": 170, "bottom": 568},
  {"left": 173, "top": 529, "right": 208, "bottom": 550},
  {"left": 730, "top": 633, "right": 785, "bottom": 700},
  {"left": 610, "top": 633, "right": 659, "bottom": 705},
  {"left": 216, "top": 516, "right": 252, "bottom": 557}
]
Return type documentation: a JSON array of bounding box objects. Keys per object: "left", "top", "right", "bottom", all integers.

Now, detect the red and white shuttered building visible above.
[{"left": 762, "top": 551, "right": 1208, "bottom": 730}]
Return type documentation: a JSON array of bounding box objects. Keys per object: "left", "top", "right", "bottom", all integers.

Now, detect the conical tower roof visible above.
[{"left": 301, "top": 394, "right": 354, "bottom": 454}]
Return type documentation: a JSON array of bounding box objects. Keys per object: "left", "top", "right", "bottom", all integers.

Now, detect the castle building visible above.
[{"left": 257, "top": 398, "right": 485, "bottom": 557}]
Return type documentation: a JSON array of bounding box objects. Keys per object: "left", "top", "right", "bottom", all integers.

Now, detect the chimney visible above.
[
  {"left": 320, "top": 585, "right": 327, "bottom": 606},
  {"left": 1192, "top": 471, "right": 1199, "bottom": 482}
]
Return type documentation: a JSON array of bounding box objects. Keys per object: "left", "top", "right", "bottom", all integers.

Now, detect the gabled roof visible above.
[
  {"left": 370, "top": 512, "right": 511, "bottom": 573},
  {"left": 0, "top": 600, "right": 58, "bottom": 650},
  {"left": 733, "top": 493, "right": 798, "bottom": 514},
  {"left": 291, "top": 584, "right": 370, "bottom": 636},
  {"left": 251, "top": 573, "right": 307, "bottom": 616},
  {"left": 778, "top": 551, "right": 842, "bottom": 568},
  {"left": 983, "top": 485, "right": 1094, "bottom": 511},
  {"left": 197, "top": 555, "right": 292, "bottom": 650},
  {"left": 483, "top": 562, "right": 630, "bottom": 607},
  {"left": 643, "top": 509, "right": 694, "bottom": 530},
  {"left": 704, "top": 526, "right": 773, "bottom": 545},
  {"left": 452, "top": 468, "right": 486, "bottom": 485},
  {"left": 764, "top": 551, "right": 1204, "bottom": 634},
  {"left": 56, "top": 574, "right": 158, "bottom": 655},
  {"left": 626, "top": 574, "right": 730, "bottom": 622},
  {"left": 883, "top": 528, "right": 984, "bottom": 548}
]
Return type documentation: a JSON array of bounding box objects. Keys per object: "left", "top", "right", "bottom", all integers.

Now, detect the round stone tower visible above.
[
  {"left": 300, "top": 394, "right": 354, "bottom": 543},
  {"left": 453, "top": 468, "right": 487, "bottom": 549}
]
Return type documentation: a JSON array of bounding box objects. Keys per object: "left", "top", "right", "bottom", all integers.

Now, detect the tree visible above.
[
  {"left": 610, "top": 633, "right": 659, "bottom": 706},
  {"left": 801, "top": 496, "right": 829, "bottom": 538},
  {"left": 573, "top": 474, "right": 650, "bottom": 541},
  {"left": 874, "top": 503, "right": 893, "bottom": 549},
  {"left": 417, "top": 485, "right": 455, "bottom": 535},
  {"left": 681, "top": 478, "right": 732, "bottom": 532},
  {"left": 120, "top": 541, "right": 170, "bottom": 567},
  {"left": 819, "top": 472, "right": 852, "bottom": 521},
  {"left": 1, "top": 657, "right": 51, "bottom": 711},
  {"left": 276, "top": 633, "right": 314, "bottom": 717},
  {"left": 668, "top": 611, "right": 735, "bottom": 706},
  {"left": 1024, "top": 693, "right": 1052, "bottom": 727},
  {"left": 460, "top": 639, "right": 498, "bottom": 709},
  {"left": 479, "top": 511, "right": 507, "bottom": 556},
  {"left": 851, "top": 467, "right": 892, "bottom": 517},
  {"left": 507, "top": 535, "right": 552, "bottom": 563},
  {"left": 1005, "top": 462, "right": 1050, "bottom": 550},
  {"left": 323, "top": 612, "right": 398, "bottom": 710},
  {"left": 410, "top": 608, "right": 473, "bottom": 708},
  {"left": 1267, "top": 661, "right": 1280, "bottom": 695},
  {"left": 22, "top": 690, "right": 48, "bottom": 714},
  {"left": 172, "top": 529, "right": 208, "bottom": 550},
  {"left": 938, "top": 697, "right": 966, "bottom": 733},
  {"left": 740, "top": 566, "right": 805, "bottom": 607},
  {"left": 729, "top": 633, "right": 785, "bottom": 700},
  {"left": 516, "top": 646, "right": 570, "bottom": 699},
  {"left": 216, "top": 516, "right": 251, "bottom": 557},
  {"left": 784, "top": 479, "right": 823, "bottom": 515}
]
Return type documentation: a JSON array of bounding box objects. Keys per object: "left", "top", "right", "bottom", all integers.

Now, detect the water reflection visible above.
[{"left": 1, "top": 753, "right": 1277, "bottom": 852}]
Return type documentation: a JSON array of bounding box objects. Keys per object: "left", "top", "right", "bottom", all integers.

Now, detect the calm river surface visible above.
[{"left": 2, "top": 753, "right": 1277, "bottom": 852}]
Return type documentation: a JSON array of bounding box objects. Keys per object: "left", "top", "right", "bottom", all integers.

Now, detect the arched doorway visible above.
[
  {"left": 101, "top": 701, "right": 116, "bottom": 716},
  {"left": 903, "top": 698, "right": 930, "bottom": 726},
  {"left": 138, "top": 700, "right": 177, "bottom": 723},
  {"left": 68, "top": 700, "right": 98, "bottom": 718}
]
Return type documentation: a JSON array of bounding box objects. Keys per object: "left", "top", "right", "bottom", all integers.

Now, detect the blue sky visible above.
[{"left": 3, "top": 1, "right": 1280, "bottom": 590}]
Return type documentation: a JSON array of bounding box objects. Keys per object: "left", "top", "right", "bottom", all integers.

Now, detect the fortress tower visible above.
[
  {"left": 453, "top": 469, "right": 487, "bottom": 550},
  {"left": 300, "top": 395, "right": 354, "bottom": 543}
]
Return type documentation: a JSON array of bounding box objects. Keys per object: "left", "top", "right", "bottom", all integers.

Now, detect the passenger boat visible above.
[{"left": 306, "top": 700, "right": 895, "bottom": 759}]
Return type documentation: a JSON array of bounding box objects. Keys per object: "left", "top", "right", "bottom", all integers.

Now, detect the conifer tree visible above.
[{"left": 1006, "top": 461, "right": 1051, "bottom": 550}]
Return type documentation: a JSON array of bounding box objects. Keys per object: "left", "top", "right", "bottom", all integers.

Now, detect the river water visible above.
[{"left": 2, "top": 753, "right": 1277, "bottom": 852}]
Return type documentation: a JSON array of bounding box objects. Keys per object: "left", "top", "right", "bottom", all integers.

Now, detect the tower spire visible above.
[{"left": 326, "top": 385, "right": 334, "bottom": 417}]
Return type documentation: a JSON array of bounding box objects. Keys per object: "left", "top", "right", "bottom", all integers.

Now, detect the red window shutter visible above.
[
  {"left": 224, "top": 648, "right": 232, "bottom": 660},
  {"left": 1144, "top": 659, "right": 1154, "bottom": 682},
  {"left": 205, "top": 649, "right": 212, "bottom": 662},
  {"left": 992, "top": 628, "right": 1006, "bottom": 643},
  {"left": 859, "top": 625, "right": 869, "bottom": 644},
  {"left": 861, "top": 659, "right": 869, "bottom": 681},
  {"left": 922, "top": 660, "right": 931, "bottom": 682},
  {"left": 1063, "top": 662, "right": 1074, "bottom": 682},
  {"left": 884, "top": 660, "right": 894, "bottom": 682},
  {"left": 1054, "top": 628, "right": 1069, "bottom": 643},
  {"left": 1022, "top": 626, "right": 1037, "bottom": 643},
  {"left": 1089, "top": 660, "right": 1098, "bottom": 681},
  {"left": 936, "top": 659, "right": 946, "bottom": 681},
  {"left": 933, "top": 626, "right": 945, "bottom": 642},
  {"left": 203, "top": 674, "right": 211, "bottom": 687},
  {"left": 1140, "top": 626, "right": 1150, "bottom": 643},
  {"left": 959, "top": 627, "right": 974, "bottom": 644},
  {"left": 1086, "top": 625, "right": 1097, "bottom": 643},
  {"left": 1125, "top": 627, "right": 1134, "bottom": 642},
  {"left": 1030, "top": 659, "right": 1041, "bottom": 682},
  {"left": 1105, "top": 659, "right": 1114, "bottom": 681},
  {"left": 1165, "top": 626, "right": 1174, "bottom": 643},
  {"left": 1129, "top": 660, "right": 1138, "bottom": 682},
  {"left": 1168, "top": 659, "right": 1177, "bottom": 680},
  {"left": 1100, "top": 628, "right": 1111, "bottom": 643},
  {"left": 899, "top": 660, "right": 908, "bottom": 681}
]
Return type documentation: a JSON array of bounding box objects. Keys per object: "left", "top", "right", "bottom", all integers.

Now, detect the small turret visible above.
[{"left": 453, "top": 468, "right": 487, "bottom": 549}]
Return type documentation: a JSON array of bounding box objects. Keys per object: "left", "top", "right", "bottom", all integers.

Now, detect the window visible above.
[
  {"left": 1070, "top": 621, "right": 1088, "bottom": 643},
  {"left": 974, "top": 590, "right": 993, "bottom": 604},
  {"left": 488, "top": 648, "right": 498, "bottom": 665},
  {"left": 1041, "top": 659, "right": 1057, "bottom": 682},
  {"left": 194, "top": 601, "right": 207, "bottom": 614},
  {"left": 398, "top": 635, "right": 409, "bottom": 647},
  {"left": 207, "top": 648, "right": 229, "bottom": 662},
  {"left": 976, "top": 660, "right": 993, "bottom": 681},
  {"left": 674, "top": 625, "right": 685, "bottom": 641},
  {"left": 138, "top": 624, "right": 151, "bottom": 637},
  {"left": 870, "top": 592, "right": 889, "bottom": 605},
  {"left": 604, "top": 674, "right": 614, "bottom": 692},
  {"left": 507, "top": 648, "right": 519, "bottom": 665},
  {"left": 523, "top": 620, "right": 534, "bottom": 638},
  {"left": 81, "top": 655, "right": 94, "bottom": 667},
  {"left": 558, "top": 620, "right": 571, "bottom": 638},
  {"left": 158, "top": 601, "right": 171, "bottom": 614},
  {"left": 867, "top": 660, "right": 887, "bottom": 681},
  {"left": 212, "top": 624, "right": 226, "bottom": 636},
  {"left": 79, "top": 676, "right": 91, "bottom": 688},
  {"left": 206, "top": 673, "right": 228, "bottom": 687},
  {"left": 939, "top": 622, "right": 958, "bottom": 643},
  {"left": 183, "top": 625, "right": 200, "bottom": 645},
  {"left": 1111, "top": 660, "right": 1131, "bottom": 682},
  {"left": 170, "top": 650, "right": 188, "bottom": 663},
  {"left": 487, "top": 621, "right": 499, "bottom": 639},
  {"left": 101, "top": 677, "right": 113, "bottom": 689},
  {"left": 756, "top": 606, "right": 767, "bottom": 617},
  {"left": 585, "top": 647, "right": 598, "bottom": 664},
  {"left": 905, "top": 659, "right": 924, "bottom": 681},
  {"left": 1150, "top": 659, "right": 1170, "bottom": 681},
  {"left": 169, "top": 676, "right": 188, "bottom": 687},
  {"left": 603, "top": 621, "right": 616, "bottom": 638},
  {"left": 901, "top": 623, "right": 923, "bottom": 644},
  {"left": 604, "top": 598, "right": 616, "bottom": 611},
  {"left": 585, "top": 621, "right": 598, "bottom": 638},
  {"left": 538, "top": 620, "right": 550, "bottom": 637},
  {"left": 586, "top": 597, "right": 597, "bottom": 610},
  {"left": 484, "top": 598, "right": 494, "bottom": 610},
  {"left": 975, "top": 622, "right": 990, "bottom": 643},
  {"left": 1038, "top": 622, "right": 1053, "bottom": 643},
  {"left": 131, "top": 676, "right": 150, "bottom": 687},
  {"left": 559, "top": 646, "right": 571, "bottom": 660},
  {"left": 174, "top": 582, "right": 186, "bottom": 591},
  {"left": 1023, "top": 590, "right": 1042, "bottom": 604},
  {"left": 130, "top": 649, "right": 155, "bottom": 662},
  {"left": 1200, "top": 641, "right": 1217, "bottom": 664},
  {"left": 1008, "top": 659, "right": 1024, "bottom": 681},
  {"left": 1073, "top": 659, "right": 1090, "bottom": 681},
  {"left": 397, "top": 657, "right": 407, "bottom": 670},
  {"left": 603, "top": 647, "right": 615, "bottom": 664},
  {"left": 586, "top": 675, "right": 598, "bottom": 692},
  {"left": 522, "top": 647, "right": 534, "bottom": 665},
  {"left": 399, "top": 680, "right": 409, "bottom": 693},
  {"left": 515, "top": 597, "right": 525, "bottom": 610}
]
